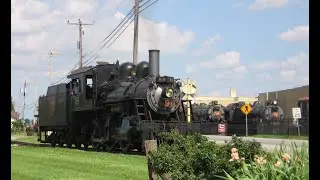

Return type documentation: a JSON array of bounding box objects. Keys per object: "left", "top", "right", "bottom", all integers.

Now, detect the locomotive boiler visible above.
[{"left": 37, "top": 49, "right": 194, "bottom": 152}]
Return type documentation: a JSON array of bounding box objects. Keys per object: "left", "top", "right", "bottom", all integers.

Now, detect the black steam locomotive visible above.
[
  {"left": 224, "top": 101, "right": 248, "bottom": 123},
  {"left": 37, "top": 50, "right": 194, "bottom": 152},
  {"left": 192, "top": 101, "right": 225, "bottom": 122},
  {"left": 249, "top": 100, "right": 284, "bottom": 122}
]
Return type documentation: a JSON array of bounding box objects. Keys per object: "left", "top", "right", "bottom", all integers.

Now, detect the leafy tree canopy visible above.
[{"left": 11, "top": 96, "right": 15, "bottom": 111}]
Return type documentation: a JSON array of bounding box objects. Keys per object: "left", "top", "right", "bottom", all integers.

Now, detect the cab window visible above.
[
  {"left": 71, "top": 78, "right": 81, "bottom": 95},
  {"left": 86, "top": 75, "right": 93, "bottom": 99}
]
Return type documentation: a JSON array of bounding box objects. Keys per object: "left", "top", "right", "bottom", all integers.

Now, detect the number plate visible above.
[{"left": 164, "top": 100, "right": 172, "bottom": 107}]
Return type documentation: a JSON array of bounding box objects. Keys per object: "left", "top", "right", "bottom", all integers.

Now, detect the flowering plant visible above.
[{"left": 218, "top": 142, "right": 309, "bottom": 180}]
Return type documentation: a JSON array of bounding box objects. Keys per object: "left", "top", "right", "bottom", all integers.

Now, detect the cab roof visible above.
[{"left": 67, "top": 66, "right": 93, "bottom": 79}]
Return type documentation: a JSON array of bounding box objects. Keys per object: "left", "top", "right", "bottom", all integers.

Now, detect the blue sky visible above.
[{"left": 11, "top": 0, "right": 309, "bottom": 119}]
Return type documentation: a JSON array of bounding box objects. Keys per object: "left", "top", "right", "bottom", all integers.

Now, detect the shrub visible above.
[{"left": 149, "top": 130, "right": 266, "bottom": 179}]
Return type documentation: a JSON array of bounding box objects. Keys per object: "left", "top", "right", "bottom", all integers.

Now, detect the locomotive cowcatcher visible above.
[{"left": 37, "top": 50, "right": 195, "bottom": 152}]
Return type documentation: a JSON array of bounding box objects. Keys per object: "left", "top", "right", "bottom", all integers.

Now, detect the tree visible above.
[
  {"left": 24, "top": 118, "right": 31, "bottom": 125},
  {"left": 11, "top": 96, "right": 15, "bottom": 111}
]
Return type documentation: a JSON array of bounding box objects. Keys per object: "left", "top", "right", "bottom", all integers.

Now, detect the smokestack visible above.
[{"left": 148, "top": 49, "right": 160, "bottom": 77}]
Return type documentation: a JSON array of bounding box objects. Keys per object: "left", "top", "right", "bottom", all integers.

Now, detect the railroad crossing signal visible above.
[{"left": 240, "top": 103, "right": 252, "bottom": 115}]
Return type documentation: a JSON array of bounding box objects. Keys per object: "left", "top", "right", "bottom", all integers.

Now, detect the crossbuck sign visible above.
[{"left": 292, "top": 107, "right": 302, "bottom": 119}]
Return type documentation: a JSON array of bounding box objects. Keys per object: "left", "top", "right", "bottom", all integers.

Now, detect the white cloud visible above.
[
  {"left": 185, "top": 64, "right": 197, "bottom": 73},
  {"left": 199, "top": 51, "right": 247, "bottom": 80},
  {"left": 11, "top": 0, "right": 195, "bottom": 84},
  {"left": 281, "top": 52, "right": 308, "bottom": 69},
  {"left": 201, "top": 35, "right": 221, "bottom": 48},
  {"left": 232, "top": 2, "right": 245, "bottom": 8},
  {"left": 257, "top": 72, "right": 273, "bottom": 81},
  {"left": 278, "top": 25, "right": 309, "bottom": 42},
  {"left": 249, "top": 0, "right": 288, "bottom": 10},
  {"left": 280, "top": 70, "right": 296, "bottom": 82},
  {"left": 199, "top": 51, "right": 241, "bottom": 69},
  {"left": 291, "top": 0, "right": 309, "bottom": 9},
  {"left": 249, "top": 61, "right": 278, "bottom": 69},
  {"left": 192, "top": 34, "right": 221, "bottom": 55},
  {"left": 279, "top": 53, "right": 308, "bottom": 83},
  {"left": 215, "top": 65, "right": 248, "bottom": 80},
  {"left": 246, "top": 52, "right": 308, "bottom": 86}
]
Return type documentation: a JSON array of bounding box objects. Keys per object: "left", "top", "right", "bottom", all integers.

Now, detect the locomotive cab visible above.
[{"left": 67, "top": 67, "right": 95, "bottom": 110}]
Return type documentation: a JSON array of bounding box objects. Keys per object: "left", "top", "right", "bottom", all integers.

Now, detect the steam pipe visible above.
[{"left": 148, "top": 49, "right": 160, "bottom": 77}]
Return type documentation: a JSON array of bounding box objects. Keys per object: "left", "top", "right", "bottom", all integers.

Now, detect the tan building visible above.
[
  {"left": 258, "top": 85, "right": 309, "bottom": 119},
  {"left": 193, "top": 88, "right": 257, "bottom": 106}
]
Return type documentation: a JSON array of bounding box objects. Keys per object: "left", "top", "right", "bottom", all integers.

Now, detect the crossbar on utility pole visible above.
[
  {"left": 42, "top": 50, "right": 60, "bottom": 85},
  {"left": 67, "top": 19, "right": 94, "bottom": 68},
  {"left": 133, "top": 0, "right": 140, "bottom": 65}
]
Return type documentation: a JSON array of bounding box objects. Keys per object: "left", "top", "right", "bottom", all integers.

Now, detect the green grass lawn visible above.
[
  {"left": 11, "top": 146, "right": 148, "bottom": 180},
  {"left": 251, "top": 134, "right": 308, "bottom": 140}
]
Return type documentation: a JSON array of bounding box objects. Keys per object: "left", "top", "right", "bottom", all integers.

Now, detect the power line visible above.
[
  {"left": 53, "top": 0, "right": 159, "bottom": 85},
  {"left": 52, "top": 8, "right": 135, "bottom": 84},
  {"left": 51, "top": 61, "right": 80, "bottom": 84},
  {"left": 83, "top": 0, "right": 158, "bottom": 67},
  {"left": 98, "top": 0, "right": 153, "bottom": 51},
  {"left": 81, "top": 0, "right": 153, "bottom": 67}
]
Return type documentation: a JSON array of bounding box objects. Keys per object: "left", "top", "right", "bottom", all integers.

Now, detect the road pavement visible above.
[{"left": 204, "top": 135, "right": 309, "bottom": 151}]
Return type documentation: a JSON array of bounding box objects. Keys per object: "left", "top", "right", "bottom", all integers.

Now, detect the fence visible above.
[{"left": 197, "top": 118, "right": 309, "bottom": 137}]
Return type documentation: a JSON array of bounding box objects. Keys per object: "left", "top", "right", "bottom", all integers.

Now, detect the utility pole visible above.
[
  {"left": 67, "top": 19, "right": 94, "bottom": 68},
  {"left": 21, "top": 80, "right": 27, "bottom": 121},
  {"left": 42, "top": 50, "right": 60, "bottom": 84},
  {"left": 133, "top": 0, "right": 140, "bottom": 65}
]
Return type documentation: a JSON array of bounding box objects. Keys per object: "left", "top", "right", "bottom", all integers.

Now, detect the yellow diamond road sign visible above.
[{"left": 240, "top": 103, "right": 252, "bottom": 115}]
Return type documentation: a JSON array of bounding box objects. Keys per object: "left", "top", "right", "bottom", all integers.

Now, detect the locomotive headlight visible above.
[
  {"left": 165, "top": 88, "right": 174, "bottom": 98},
  {"left": 273, "top": 100, "right": 277, "bottom": 105}
]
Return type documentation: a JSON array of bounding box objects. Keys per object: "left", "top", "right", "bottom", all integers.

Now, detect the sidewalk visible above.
[
  {"left": 203, "top": 135, "right": 308, "bottom": 151},
  {"left": 11, "top": 135, "right": 26, "bottom": 141}
]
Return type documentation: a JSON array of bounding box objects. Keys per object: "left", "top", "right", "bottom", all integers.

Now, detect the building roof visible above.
[
  {"left": 298, "top": 97, "right": 309, "bottom": 101},
  {"left": 11, "top": 111, "right": 19, "bottom": 120}
]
